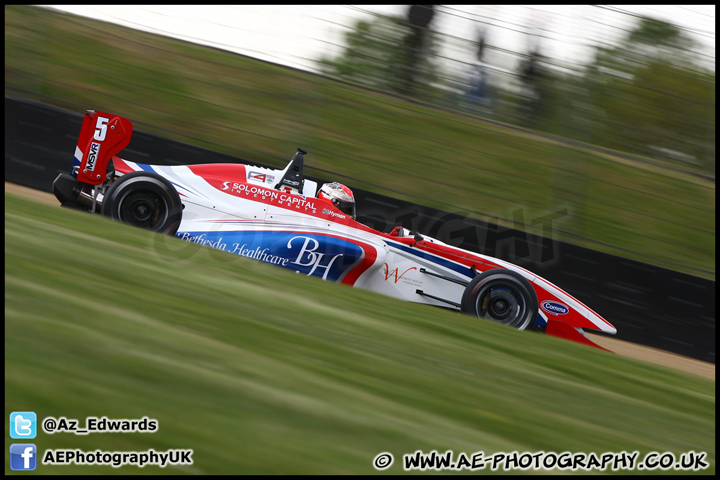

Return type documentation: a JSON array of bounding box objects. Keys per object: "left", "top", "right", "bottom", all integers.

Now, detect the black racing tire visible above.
[
  {"left": 102, "top": 171, "right": 182, "bottom": 235},
  {"left": 461, "top": 269, "right": 539, "bottom": 331}
]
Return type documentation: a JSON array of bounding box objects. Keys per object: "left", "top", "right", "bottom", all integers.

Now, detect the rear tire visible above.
[
  {"left": 102, "top": 171, "right": 182, "bottom": 235},
  {"left": 461, "top": 269, "right": 539, "bottom": 330}
]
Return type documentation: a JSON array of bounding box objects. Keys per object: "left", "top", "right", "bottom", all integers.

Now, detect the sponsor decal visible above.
[
  {"left": 178, "top": 233, "right": 228, "bottom": 251},
  {"left": 382, "top": 264, "right": 421, "bottom": 286},
  {"left": 86, "top": 142, "right": 101, "bottom": 171},
  {"left": 541, "top": 300, "right": 570, "bottom": 315},
  {"left": 219, "top": 182, "right": 316, "bottom": 212},
  {"left": 230, "top": 244, "right": 289, "bottom": 266},
  {"left": 248, "top": 172, "right": 275, "bottom": 184},
  {"left": 286, "top": 236, "right": 344, "bottom": 280},
  {"left": 176, "top": 231, "right": 363, "bottom": 281},
  {"left": 323, "top": 208, "right": 346, "bottom": 220}
]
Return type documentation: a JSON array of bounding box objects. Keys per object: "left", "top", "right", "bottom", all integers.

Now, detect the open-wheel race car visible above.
[{"left": 53, "top": 110, "right": 617, "bottom": 349}]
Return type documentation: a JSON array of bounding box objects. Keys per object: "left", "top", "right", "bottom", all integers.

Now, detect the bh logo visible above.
[
  {"left": 287, "top": 236, "right": 344, "bottom": 280},
  {"left": 10, "top": 444, "right": 37, "bottom": 471}
]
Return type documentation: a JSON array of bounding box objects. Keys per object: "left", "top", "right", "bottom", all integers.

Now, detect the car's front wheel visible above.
[
  {"left": 102, "top": 171, "right": 182, "bottom": 235},
  {"left": 461, "top": 269, "right": 539, "bottom": 330}
]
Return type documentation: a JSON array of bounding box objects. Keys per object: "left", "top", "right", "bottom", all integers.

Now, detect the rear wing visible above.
[{"left": 72, "top": 110, "right": 133, "bottom": 185}]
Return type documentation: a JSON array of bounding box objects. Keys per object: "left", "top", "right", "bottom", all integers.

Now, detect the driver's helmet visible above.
[{"left": 317, "top": 182, "right": 356, "bottom": 219}]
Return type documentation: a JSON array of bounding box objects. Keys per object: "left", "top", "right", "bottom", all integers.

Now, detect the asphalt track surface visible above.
[{"left": 6, "top": 182, "right": 714, "bottom": 380}]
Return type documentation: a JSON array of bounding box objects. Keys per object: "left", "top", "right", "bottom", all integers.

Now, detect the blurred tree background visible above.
[
  {"left": 319, "top": 8, "right": 715, "bottom": 178},
  {"left": 318, "top": 6, "right": 443, "bottom": 100},
  {"left": 582, "top": 18, "right": 715, "bottom": 175}
]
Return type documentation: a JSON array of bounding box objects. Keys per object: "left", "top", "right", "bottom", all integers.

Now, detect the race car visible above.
[{"left": 53, "top": 109, "right": 617, "bottom": 349}]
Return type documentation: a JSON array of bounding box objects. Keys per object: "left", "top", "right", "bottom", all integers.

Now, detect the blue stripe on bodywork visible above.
[
  {"left": 137, "top": 163, "right": 156, "bottom": 173},
  {"left": 134, "top": 163, "right": 208, "bottom": 200},
  {"left": 387, "top": 240, "right": 475, "bottom": 279}
]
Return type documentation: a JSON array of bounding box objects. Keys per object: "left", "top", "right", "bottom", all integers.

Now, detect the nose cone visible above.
[
  {"left": 545, "top": 317, "right": 614, "bottom": 352},
  {"left": 586, "top": 309, "right": 617, "bottom": 335}
]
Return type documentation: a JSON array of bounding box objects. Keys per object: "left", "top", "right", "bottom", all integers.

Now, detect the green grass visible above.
[
  {"left": 4, "top": 193, "right": 715, "bottom": 474},
  {"left": 3, "top": 5, "right": 715, "bottom": 280}
]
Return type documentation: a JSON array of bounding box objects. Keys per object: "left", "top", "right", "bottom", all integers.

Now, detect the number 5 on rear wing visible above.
[{"left": 72, "top": 110, "right": 133, "bottom": 185}]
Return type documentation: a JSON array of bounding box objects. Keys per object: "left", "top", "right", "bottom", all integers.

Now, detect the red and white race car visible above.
[{"left": 53, "top": 110, "right": 617, "bottom": 349}]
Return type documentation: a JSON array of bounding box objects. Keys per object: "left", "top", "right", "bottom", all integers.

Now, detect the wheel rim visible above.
[
  {"left": 475, "top": 283, "right": 530, "bottom": 328},
  {"left": 118, "top": 190, "right": 168, "bottom": 230}
]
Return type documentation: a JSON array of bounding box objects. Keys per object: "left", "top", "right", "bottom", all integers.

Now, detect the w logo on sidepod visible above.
[
  {"left": 541, "top": 300, "right": 569, "bottom": 315},
  {"left": 383, "top": 264, "right": 417, "bottom": 284}
]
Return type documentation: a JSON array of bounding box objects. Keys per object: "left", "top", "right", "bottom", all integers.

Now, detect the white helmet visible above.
[{"left": 317, "top": 182, "right": 356, "bottom": 219}]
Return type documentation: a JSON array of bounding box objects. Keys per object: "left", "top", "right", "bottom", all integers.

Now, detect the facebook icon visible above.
[{"left": 10, "top": 444, "right": 37, "bottom": 471}]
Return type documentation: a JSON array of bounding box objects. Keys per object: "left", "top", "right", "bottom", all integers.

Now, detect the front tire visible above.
[
  {"left": 102, "top": 171, "right": 182, "bottom": 235},
  {"left": 461, "top": 269, "right": 539, "bottom": 330}
]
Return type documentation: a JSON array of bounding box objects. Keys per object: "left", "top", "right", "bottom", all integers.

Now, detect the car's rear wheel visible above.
[
  {"left": 102, "top": 171, "right": 182, "bottom": 235},
  {"left": 461, "top": 269, "right": 538, "bottom": 330}
]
